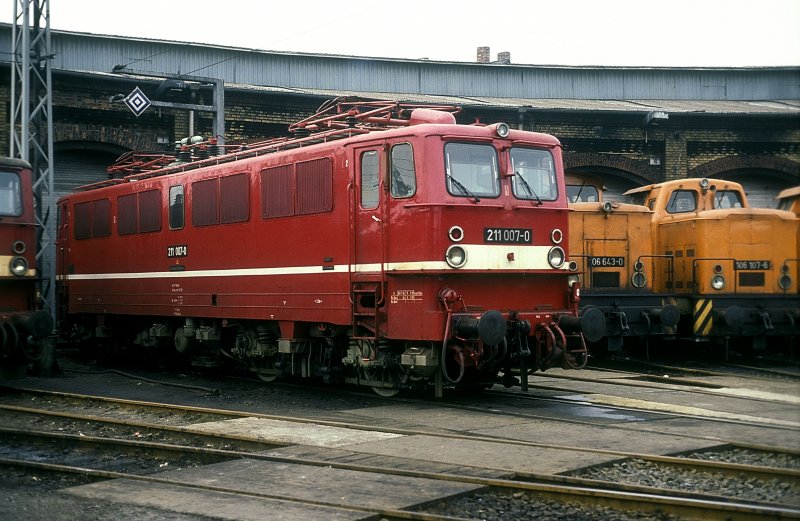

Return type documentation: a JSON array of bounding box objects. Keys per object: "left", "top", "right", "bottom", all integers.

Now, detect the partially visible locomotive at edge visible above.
[
  {"left": 625, "top": 178, "right": 800, "bottom": 350},
  {"left": 777, "top": 186, "right": 800, "bottom": 217},
  {"left": 1, "top": 157, "right": 54, "bottom": 377},
  {"left": 776, "top": 186, "right": 800, "bottom": 297},
  {"left": 57, "top": 99, "right": 602, "bottom": 396},
  {"left": 565, "top": 174, "right": 679, "bottom": 353}
]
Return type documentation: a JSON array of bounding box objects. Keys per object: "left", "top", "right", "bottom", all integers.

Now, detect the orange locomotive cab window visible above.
[{"left": 666, "top": 190, "right": 697, "bottom": 213}]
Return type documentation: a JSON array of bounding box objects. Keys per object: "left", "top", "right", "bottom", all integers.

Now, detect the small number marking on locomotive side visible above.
[
  {"left": 734, "top": 260, "right": 770, "bottom": 270},
  {"left": 167, "top": 245, "right": 188, "bottom": 258},
  {"left": 589, "top": 256, "right": 625, "bottom": 267},
  {"left": 391, "top": 290, "right": 423, "bottom": 304},
  {"left": 483, "top": 227, "right": 532, "bottom": 244}
]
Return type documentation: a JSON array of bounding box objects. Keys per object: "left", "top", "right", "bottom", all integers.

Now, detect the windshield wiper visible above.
[
  {"left": 573, "top": 179, "right": 588, "bottom": 203},
  {"left": 446, "top": 173, "right": 480, "bottom": 202},
  {"left": 515, "top": 171, "right": 542, "bottom": 206}
]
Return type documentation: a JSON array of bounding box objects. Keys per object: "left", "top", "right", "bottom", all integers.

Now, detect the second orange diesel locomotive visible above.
[{"left": 626, "top": 178, "right": 799, "bottom": 347}]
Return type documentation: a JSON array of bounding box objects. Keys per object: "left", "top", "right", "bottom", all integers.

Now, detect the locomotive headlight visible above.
[
  {"left": 711, "top": 274, "right": 725, "bottom": 290},
  {"left": 9, "top": 256, "right": 29, "bottom": 277},
  {"left": 445, "top": 245, "right": 467, "bottom": 268},
  {"left": 631, "top": 271, "right": 647, "bottom": 288},
  {"left": 550, "top": 228, "right": 563, "bottom": 244},
  {"left": 448, "top": 225, "right": 464, "bottom": 242},
  {"left": 12, "top": 240, "right": 26, "bottom": 254},
  {"left": 547, "top": 246, "right": 565, "bottom": 268},
  {"left": 779, "top": 274, "right": 793, "bottom": 290},
  {"left": 495, "top": 122, "right": 510, "bottom": 138}
]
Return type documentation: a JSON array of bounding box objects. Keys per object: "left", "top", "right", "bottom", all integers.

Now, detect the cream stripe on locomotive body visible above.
[
  {"left": 65, "top": 245, "right": 568, "bottom": 280},
  {"left": 58, "top": 101, "right": 598, "bottom": 396}
]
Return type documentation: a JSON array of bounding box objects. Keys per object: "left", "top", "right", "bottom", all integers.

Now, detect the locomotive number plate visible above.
[
  {"left": 167, "top": 244, "right": 188, "bottom": 258},
  {"left": 483, "top": 227, "right": 532, "bottom": 244},
  {"left": 589, "top": 256, "right": 625, "bottom": 267},
  {"left": 734, "top": 260, "right": 770, "bottom": 270}
]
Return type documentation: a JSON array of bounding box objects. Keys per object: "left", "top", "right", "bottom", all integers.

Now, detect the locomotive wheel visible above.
[
  {"left": 252, "top": 354, "right": 280, "bottom": 382},
  {"left": 371, "top": 385, "right": 400, "bottom": 397},
  {"left": 363, "top": 366, "right": 404, "bottom": 397},
  {"left": 256, "top": 370, "right": 279, "bottom": 382}
]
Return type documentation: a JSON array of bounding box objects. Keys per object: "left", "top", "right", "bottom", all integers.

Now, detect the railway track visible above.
[
  {"left": 0, "top": 423, "right": 796, "bottom": 520},
  {"left": 1, "top": 385, "right": 798, "bottom": 511},
  {"left": 594, "top": 357, "right": 800, "bottom": 382}
]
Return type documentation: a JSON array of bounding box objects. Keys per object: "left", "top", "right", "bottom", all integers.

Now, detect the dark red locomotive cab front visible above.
[{"left": 345, "top": 116, "right": 599, "bottom": 394}]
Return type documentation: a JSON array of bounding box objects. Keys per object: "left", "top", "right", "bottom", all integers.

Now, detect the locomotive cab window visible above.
[
  {"left": 666, "top": 190, "right": 697, "bottom": 214},
  {"left": 391, "top": 143, "right": 416, "bottom": 198},
  {"left": 566, "top": 184, "right": 599, "bottom": 203},
  {"left": 510, "top": 148, "right": 558, "bottom": 201},
  {"left": 444, "top": 143, "right": 499, "bottom": 198},
  {"left": 361, "top": 150, "right": 380, "bottom": 209},
  {"left": 713, "top": 190, "right": 744, "bottom": 209},
  {"left": 627, "top": 193, "right": 647, "bottom": 206},
  {"left": 169, "top": 185, "right": 184, "bottom": 230},
  {"left": 0, "top": 172, "right": 22, "bottom": 216}
]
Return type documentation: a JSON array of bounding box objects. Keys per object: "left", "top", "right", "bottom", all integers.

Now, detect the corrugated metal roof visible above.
[
  {"left": 54, "top": 69, "right": 800, "bottom": 117},
  {"left": 225, "top": 81, "right": 800, "bottom": 115},
  {"left": 1, "top": 23, "right": 798, "bottom": 103}
]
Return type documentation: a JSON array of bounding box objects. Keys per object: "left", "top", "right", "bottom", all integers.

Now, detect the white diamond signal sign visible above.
[{"left": 123, "top": 87, "right": 151, "bottom": 117}]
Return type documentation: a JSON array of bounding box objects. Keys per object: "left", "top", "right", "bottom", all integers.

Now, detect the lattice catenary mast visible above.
[{"left": 9, "top": 0, "right": 56, "bottom": 324}]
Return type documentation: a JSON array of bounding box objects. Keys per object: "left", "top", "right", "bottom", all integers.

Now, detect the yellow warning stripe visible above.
[{"left": 693, "top": 299, "right": 712, "bottom": 336}]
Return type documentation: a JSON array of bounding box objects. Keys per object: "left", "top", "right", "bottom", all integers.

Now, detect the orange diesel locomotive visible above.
[
  {"left": 625, "top": 178, "right": 799, "bottom": 348},
  {"left": 566, "top": 174, "right": 678, "bottom": 352},
  {"left": 57, "top": 100, "right": 601, "bottom": 396}
]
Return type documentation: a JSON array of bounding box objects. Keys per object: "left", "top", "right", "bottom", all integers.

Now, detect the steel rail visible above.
[
  {"left": 0, "top": 390, "right": 798, "bottom": 487},
  {"left": 479, "top": 385, "right": 800, "bottom": 430},
  {"left": 600, "top": 358, "right": 800, "bottom": 382},
  {"left": 0, "top": 442, "right": 796, "bottom": 521}
]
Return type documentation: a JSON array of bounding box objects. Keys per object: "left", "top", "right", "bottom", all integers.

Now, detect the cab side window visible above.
[
  {"left": 361, "top": 150, "right": 379, "bottom": 209},
  {"left": 390, "top": 143, "right": 416, "bottom": 198},
  {"left": 169, "top": 185, "right": 185, "bottom": 230},
  {"left": 666, "top": 190, "right": 697, "bottom": 213}
]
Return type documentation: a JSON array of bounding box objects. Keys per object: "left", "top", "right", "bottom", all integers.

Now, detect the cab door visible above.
[
  {"left": 352, "top": 145, "right": 386, "bottom": 281},
  {"left": 350, "top": 145, "right": 387, "bottom": 338}
]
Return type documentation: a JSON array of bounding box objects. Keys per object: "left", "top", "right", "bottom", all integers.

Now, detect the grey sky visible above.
[{"left": 2, "top": 0, "right": 799, "bottom": 67}]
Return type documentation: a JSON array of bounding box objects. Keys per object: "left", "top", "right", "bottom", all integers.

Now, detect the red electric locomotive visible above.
[
  {"left": 57, "top": 99, "right": 602, "bottom": 396},
  {"left": 1, "top": 157, "right": 54, "bottom": 377}
]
